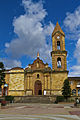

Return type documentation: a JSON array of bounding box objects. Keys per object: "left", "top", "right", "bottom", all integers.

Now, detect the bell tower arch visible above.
[{"left": 51, "top": 22, "right": 67, "bottom": 71}]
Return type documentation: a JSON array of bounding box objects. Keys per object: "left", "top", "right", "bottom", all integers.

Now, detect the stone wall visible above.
[
  {"left": 6, "top": 69, "right": 25, "bottom": 96},
  {"left": 9, "top": 90, "right": 24, "bottom": 96},
  {"left": 51, "top": 72, "right": 68, "bottom": 95}
]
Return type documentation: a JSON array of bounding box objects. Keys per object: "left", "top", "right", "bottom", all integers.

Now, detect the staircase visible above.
[{"left": 14, "top": 96, "right": 56, "bottom": 103}]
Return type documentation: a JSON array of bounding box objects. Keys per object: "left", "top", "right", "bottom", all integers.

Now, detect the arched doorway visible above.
[{"left": 34, "top": 80, "right": 42, "bottom": 95}]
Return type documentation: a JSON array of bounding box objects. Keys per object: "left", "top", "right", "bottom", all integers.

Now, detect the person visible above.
[
  {"left": 76, "top": 98, "right": 79, "bottom": 104},
  {"left": 74, "top": 98, "right": 79, "bottom": 107}
]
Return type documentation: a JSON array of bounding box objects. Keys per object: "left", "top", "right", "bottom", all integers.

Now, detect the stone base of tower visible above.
[{"left": 51, "top": 71, "right": 68, "bottom": 95}]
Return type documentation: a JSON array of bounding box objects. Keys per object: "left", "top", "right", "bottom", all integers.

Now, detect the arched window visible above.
[
  {"left": 57, "top": 41, "right": 60, "bottom": 50},
  {"left": 72, "top": 89, "right": 76, "bottom": 96},
  {"left": 57, "top": 57, "right": 61, "bottom": 68},
  {"left": 37, "top": 74, "right": 39, "bottom": 78}
]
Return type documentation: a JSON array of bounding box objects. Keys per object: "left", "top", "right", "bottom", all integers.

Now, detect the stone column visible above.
[
  {"left": 30, "top": 76, "right": 33, "bottom": 95},
  {"left": 76, "top": 89, "right": 78, "bottom": 96},
  {"left": 64, "top": 56, "right": 67, "bottom": 70},
  {"left": 46, "top": 76, "right": 48, "bottom": 89},
  {"left": 30, "top": 76, "right": 32, "bottom": 89},
  {"left": 44, "top": 76, "right": 47, "bottom": 89},
  {"left": 50, "top": 72, "right": 53, "bottom": 94},
  {"left": 27, "top": 76, "right": 29, "bottom": 89},
  {"left": 29, "top": 76, "right": 30, "bottom": 89},
  {"left": 24, "top": 76, "right": 27, "bottom": 91},
  {"left": 48, "top": 76, "right": 50, "bottom": 89}
]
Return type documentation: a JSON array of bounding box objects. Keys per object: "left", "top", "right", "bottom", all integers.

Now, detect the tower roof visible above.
[{"left": 52, "top": 22, "right": 65, "bottom": 37}]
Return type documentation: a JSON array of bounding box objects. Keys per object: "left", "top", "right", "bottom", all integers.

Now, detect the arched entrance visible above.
[{"left": 34, "top": 80, "right": 42, "bottom": 95}]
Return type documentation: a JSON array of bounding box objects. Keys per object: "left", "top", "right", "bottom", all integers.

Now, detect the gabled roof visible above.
[
  {"left": 10, "top": 67, "right": 24, "bottom": 70},
  {"left": 25, "top": 56, "right": 51, "bottom": 71},
  {"left": 5, "top": 67, "right": 24, "bottom": 73},
  {"left": 52, "top": 22, "right": 65, "bottom": 37},
  {"left": 25, "top": 57, "right": 46, "bottom": 70}
]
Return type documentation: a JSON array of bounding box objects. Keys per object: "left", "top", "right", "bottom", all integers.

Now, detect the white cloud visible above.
[
  {"left": 63, "top": 6, "right": 80, "bottom": 40},
  {"left": 5, "top": 0, "right": 54, "bottom": 64},
  {"left": 64, "top": 6, "right": 80, "bottom": 32},
  {"left": 0, "top": 58, "right": 22, "bottom": 69},
  {"left": 69, "top": 65, "right": 80, "bottom": 77},
  {"left": 68, "top": 37, "right": 80, "bottom": 76},
  {"left": 64, "top": 6, "right": 80, "bottom": 76},
  {"left": 74, "top": 38, "right": 80, "bottom": 63},
  {"left": 5, "top": 43, "right": 10, "bottom": 48}
]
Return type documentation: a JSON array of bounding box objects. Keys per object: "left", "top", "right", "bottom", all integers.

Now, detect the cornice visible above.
[{"left": 51, "top": 50, "right": 67, "bottom": 56}]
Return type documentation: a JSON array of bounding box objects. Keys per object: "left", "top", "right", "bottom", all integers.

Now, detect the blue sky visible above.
[{"left": 0, "top": 0, "right": 80, "bottom": 76}]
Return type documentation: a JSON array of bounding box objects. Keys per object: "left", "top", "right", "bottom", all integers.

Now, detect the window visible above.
[
  {"left": 57, "top": 57, "right": 61, "bottom": 68},
  {"left": 72, "top": 89, "right": 76, "bottom": 96},
  {"left": 57, "top": 41, "right": 60, "bottom": 50},
  {"left": 78, "top": 89, "right": 80, "bottom": 96},
  {"left": 69, "top": 81, "right": 73, "bottom": 85},
  {"left": 37, "top": 74, "right": 39, "bottom": 78},
  {"left": 77, "top": 82, "right": 80, "bottom": 85}
]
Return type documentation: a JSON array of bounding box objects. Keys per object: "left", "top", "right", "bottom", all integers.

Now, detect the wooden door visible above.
[{"left": 34, "top": 80, "right": 42, "bottom": 95}]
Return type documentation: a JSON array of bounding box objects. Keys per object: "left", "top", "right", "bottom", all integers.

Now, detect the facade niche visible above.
[
  {"left": 57, "top": 57, "right": 61, "bottom": 68},
  {"left": 37, "top": 74, "right": 39, "bottom": 78}
]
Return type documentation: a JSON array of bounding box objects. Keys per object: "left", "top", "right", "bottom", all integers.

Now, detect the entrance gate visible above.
[{"left": 34, "top": 80, "right": 42, "bottom": 95}]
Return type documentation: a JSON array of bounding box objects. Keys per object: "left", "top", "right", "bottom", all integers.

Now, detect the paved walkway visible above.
[
  {"left": 0, "top": 114, "right": 80, "bottom": 120},
  {"left": 0, "top": 103, "right": 80, "bottom": 120}
]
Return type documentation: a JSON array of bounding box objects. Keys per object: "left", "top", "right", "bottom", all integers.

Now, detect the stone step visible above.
[{"left": 14, "top": 96, "right": 56, "bottom": 103}]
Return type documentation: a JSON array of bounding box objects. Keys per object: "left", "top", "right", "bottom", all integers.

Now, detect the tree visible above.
[
  {"left": 62, "top": 78, "right": 71, "bottom": 101},
  {"left": 0, "top": 62, "right": 5, "bottom": 87}
]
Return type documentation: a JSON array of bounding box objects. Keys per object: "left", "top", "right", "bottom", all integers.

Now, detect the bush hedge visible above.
[
  {"left": 5, "top": 96, "right": 14, "bottom": 103},
  {"left": 56, "top": 96, "right": 64, "bottom": 103}
]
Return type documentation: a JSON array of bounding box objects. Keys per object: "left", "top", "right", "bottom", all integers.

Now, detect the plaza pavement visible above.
[{"left": 0, "top": 103, "right": 80, "bottom": 120}]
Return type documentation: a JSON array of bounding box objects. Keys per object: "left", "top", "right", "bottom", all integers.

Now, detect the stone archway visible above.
[{"left": 34, "top": 80, "right": 42, "bottom": 95}]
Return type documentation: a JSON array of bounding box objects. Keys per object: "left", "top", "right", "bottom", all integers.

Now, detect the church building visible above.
[{"left": 3, "top": 22, "right": 80, "bottom": 96}]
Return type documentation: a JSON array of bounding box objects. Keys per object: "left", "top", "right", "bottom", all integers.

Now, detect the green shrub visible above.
[
  {"left": 56, "top": 96, "right": 64, "bottom": 102},
  {"left": 62, "top": 79, "right": 71, "bottom": 100},
  {"left": 5, "top": 96, "right": 14, "bottom": 103}
]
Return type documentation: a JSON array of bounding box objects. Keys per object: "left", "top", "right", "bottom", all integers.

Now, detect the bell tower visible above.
[
  {"left": 50, "top": 22, "right": 68, "bottom": 95},
  {"left": 51, "top": 22, "right": 67, "bottom": 71}
]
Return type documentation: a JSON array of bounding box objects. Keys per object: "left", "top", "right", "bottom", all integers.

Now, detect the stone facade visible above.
[
  {"left": 69, "top": 77, "right": 80, "bottom": 96},
  {"left": 4, "top": 22, "right": 80, "bottom": 96},
  {"left": 5, "top": 68, "right": 24, "bottom": 96},
  {"left": 24, "top": 57, "right": 51, "bottom": 96}
]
